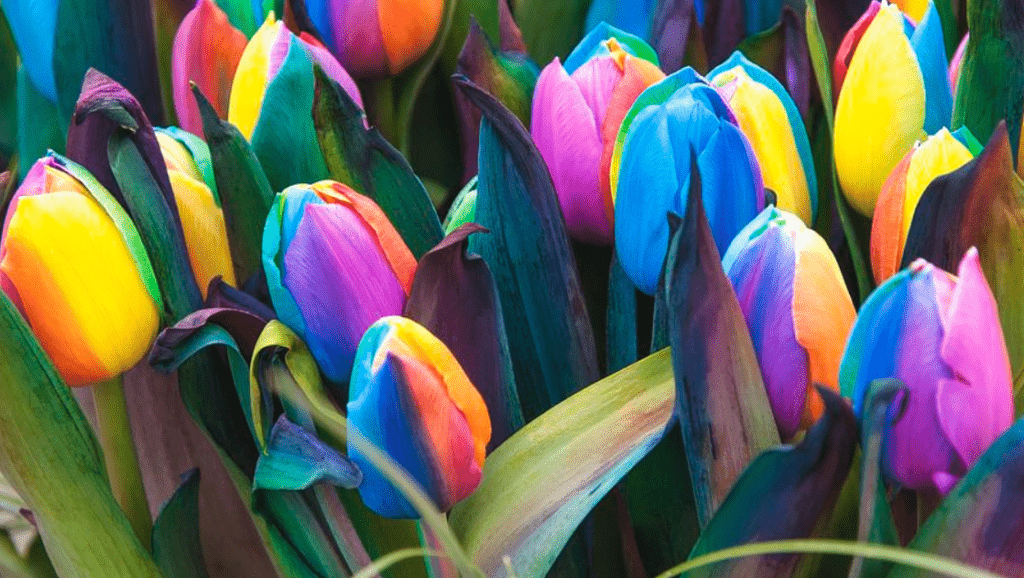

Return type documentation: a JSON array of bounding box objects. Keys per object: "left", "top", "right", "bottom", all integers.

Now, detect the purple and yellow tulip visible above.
[
  {"left": 841, "top": 249, "right": 1014, "bottom": 494},
  {"left": 0, "top": 155, "right": 161, "bottom": 386},
  {"left": 723, "top": 207, "right": 855, "bottom": 440},
  {"left": 531, "top": 23, "right": 664, "bottom": 245},
  {"left": 155, "top": 127, "right": 236, "bottom": 297},
  {"left": 347, "top": 316, "right": 491, "bottom": 518},
  {"left": 710, "top": 52, "right": 817, "bottom": 225},
  {"left": 871, "top": 128, "right": 976, "bottom": 283},
  {"left": 262, "top": 181, "right": 416, "bottom": 386},
  {"left": 833, "top": 1, "right": 952, "bottom": 217},
  {"left": 305, "top": 0, "right": 443, "bottom": 77}
]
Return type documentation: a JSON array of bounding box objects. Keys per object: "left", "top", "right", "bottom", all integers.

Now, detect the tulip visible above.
[
  {"left": 949, "top": 33, "right": 968, "bottom": 99},
  {"left": 584, "top": 0, "right": 660, "bottom": 42},
  {"left": 305, "top": 0, "right": 443, "bottom": 77},
  {"left": 155, "top": 127, "right": 237, "bottom": 297},
  {"left": 229, "top": 13, "right": 363, "bottom": 191},
  {"left": 841, "top": 249, "right": 1014, "bottom": 495},
  {"left": 531, "top": 23, "right": 664, "bottom": 245},
  {"left": 0, "top": 155, "right": 161, "bottom": 387},
  {"left": 172, "top": 0, "right": 248, "bottom": 136},
  {"left": 722, "top": 206, "right": 855, "bottom": 440},
  {"left": 870, "top": 127, "right": 977, "bottom": 283},
  {"left": 262, "top": 181, "right": 416, "bottom": 386},
  {"left": 611, "top": 67, "right": 764, "bottom": 295},
  {"left": 833, "top": 1, "right": 951, "bottom": 216},
  {"left": 347, "top": 316, "right": 491, "bottom": 518},
  {"left": 710, "top": 52, "right": 817, "bottom": 225}
]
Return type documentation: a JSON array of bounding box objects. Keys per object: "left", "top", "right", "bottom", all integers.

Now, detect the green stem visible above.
[
  {"left": 92, "top": 374, "right": 152, "bottom": 551},
  {"left": 367, "top": 78, "right": 399, "bottom": 148}
]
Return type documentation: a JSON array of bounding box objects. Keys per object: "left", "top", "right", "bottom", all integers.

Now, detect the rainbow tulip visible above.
[
  {"left": 229, "top": 13, "right": 362, "bottom": 191},
  {"left": 841, "top": 249, "right": 1014, "bottom": 494},
  {"left": 611, "top": 67, "right": 764, "bottom": 295},
  {"left": 531, "top": 24, "right": 664, "bottom": 245},
  {"left": 833, "top": 1, "right": 951, "bottom": 216},
  {"left": 0, "top": 155, "right": 161, "bottom": 386},
  {"left": 155, "top": 127, "right": 237, "bottom": 297},
  {"left": 710, "top": 52, "right": 817, "bottom": 225},
  {"left": 949, "top": 33, "right": 968, "bottom": 99},
  {"left": 305, "top": 0, "right": 443, "bottom": 77},
  {"left": 870, "top": 128, "right": 978, "bottom": 283},
  {"left": 262, "top": 181, "right": 416, "bottom": 386},
  {"left": 172, "top": 0, "right": 248, "bottom": 136},
  {"left": 723, "top": 207, "right": 855, "bottom": 440},
  {"left": 348, "top": 316, "right": 490, "bottom": 518}
]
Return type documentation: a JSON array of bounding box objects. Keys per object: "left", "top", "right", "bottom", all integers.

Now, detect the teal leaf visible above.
[
  {"left": 0, "top": 13, "right": 14, "bottom": 166},
  {"left": 254, "top": 416, "right": 362, "bottom": 491},
  {"left": 453, "top": 75, "right": 599, "bottom": 421},
  {"left": 152, "top": 469, "right": 210, "bottom": 578},
  {"left": 15, "top": 67, "right": 64, "bottom": 181}
]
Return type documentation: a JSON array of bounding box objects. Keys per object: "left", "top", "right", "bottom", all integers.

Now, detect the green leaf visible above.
[
  {"left": 15, "top": 67, "right": 64, "bottom": 181},
  {"left": 513, "top": 0, "right": 588, "bottom": 65},
  {"left": 0, "top": 292, "right": 164, "bottom": 577},
  {"left": 449, "top": 348, "right": 676, "bottom": 578},
  {"left": 662, "top": 160, "right": 780, "bottom": 527},
  {"left": 805, "top": 0, "right": 872, "bottom": 303},
  {"left": 441, "top": 0, "right": 500, "bottom": 73},
  {"left": 453, "top": 75, "right": 599, "bottom": 422},
  {"left": 312, "top": 68, "right": 444, "bottom": 259},
  {"left": 193, "top": 86, "right": 275, "bottom": 284},
  {"left": 0, "top": 12, "right": 15, "bottom": 165},
  {"left": 152, "top": 469, "right": 209, "bottom": 578}
]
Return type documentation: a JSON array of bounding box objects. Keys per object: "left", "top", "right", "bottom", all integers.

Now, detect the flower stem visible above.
[{"left": 92, "top": 374, "right": 152, "bottom": 551}]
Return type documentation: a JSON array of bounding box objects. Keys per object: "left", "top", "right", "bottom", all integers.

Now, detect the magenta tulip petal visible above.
[
  {"left": 569, "top": 55, "right": 622, "bottom": 130},
  {"left": 331, "top": 0, "right": 386, "bottom": 77}
]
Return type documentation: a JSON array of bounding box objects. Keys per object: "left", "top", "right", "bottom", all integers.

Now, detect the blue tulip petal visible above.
[
  {"left": 910, "top": 2, "right": 952, "bottom": 133},
  {"left": 691, "top": 122, "right": 763, "bottom": 255},
  {"left": 721, "top": 205, "right": 782, "bottom": 273},
  {"left": 563, "top": 21, "right": 659, "bottom": 73},
  {"left": 584, "top": 0, "right": 658, "bottom": 43},
  {"left": 2, "top": 0, "right": 58, "bottom": 102},
  {"left": 306, "top": 0, "right": 334, "bottom": 54},
  {"left": 710, "top": 52, "right": 819, "bottom": 222},
  {"left": 262, "top": 195, "right": 308, "bottom": 339}
]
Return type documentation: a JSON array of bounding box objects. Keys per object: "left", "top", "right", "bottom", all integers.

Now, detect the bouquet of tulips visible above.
[{"left": 0, "top": 0, "right": 1022, "bottom": 576}]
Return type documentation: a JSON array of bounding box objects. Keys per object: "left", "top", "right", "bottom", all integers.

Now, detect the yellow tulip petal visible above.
[
  {"left": 834, "top": 3, "right": 926, "bottom": 217},
  {"left": 715, "top": 66, "right": 811, "bottom": 223},
  {"left": 157, "top": 132, "right": 204, "bottom": 182},
  {"left": 228, "top": 14, "right": 280, "bottom": 140},
  {"left": 1, "top": 192, "right": 159, "bottom": 386},
  {"left": 894, "top": 0, "right": 928, "bottom": 22},
  {"left": 901, "top": 128, "right": 973, "bottom": 244},
  {"left": 169, "top": 170, "right": 237, "bottom": 298},
  {"left": 378, "top": 0, "right": 443, "bottom": 74}
]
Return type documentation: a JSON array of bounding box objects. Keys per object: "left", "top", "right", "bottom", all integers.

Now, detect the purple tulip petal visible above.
[{"left": 331, "top": 0, "right": 386, "bottom": 77}]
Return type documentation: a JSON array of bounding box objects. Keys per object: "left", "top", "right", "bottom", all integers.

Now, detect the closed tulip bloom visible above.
[
  {"left": 531, "top": 23, "right": 664, "bottom": 245},
  {"left": 710, "top": 53, "right": 817, "bottom": 225},
  {"left": 612, "top": 67, "right": 764, "bottom": 295},
  {"left": 834, "top": 1, "right": 952, "bottom": 216},
  {"left": 155, "top": 127, "right": 237, "bottom": 297},
  {"left": 348, "top": 316, "right": 491, "bottom": 518},
  {"left": 871, "top": 128, "right": 976, "bottom": 283},
  {"left": 305, "top": 0, "right": 442, "bottom": 77},
  {"left": 841, "top": 249, "right": 1014, "bottom": 494},
  {"left": 0, "top": 156, "right": 161, "bottom": 386},
  {"left": 263, "top": 181, "right": 416, "bottom": 386},
  {"left": 723, "top": 207, "right": 855, "bottom": 440}
]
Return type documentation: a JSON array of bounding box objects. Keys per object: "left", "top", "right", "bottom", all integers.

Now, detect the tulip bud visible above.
[
  {"left": 612, "top": 67, "right": 764, "bottom": 295},
  {"left": 305, "top": 0, "right": 443, "bottom": 77},
  {"left": 710, "top": 52, "right": 817, "bottom": 225},
  {"left": 531, "top": 24, "right": 664, "bottom": 245},
  {"left": 348, "top": 316, "right": 491, "bottom": 518},
  {"left": 155, "top": 127, "right": 237, "bottom": 297},
  {"left": 723, "top": 207, "right": 855, "bottom": 440},
  {"left": 262, "top": 181, "right": 416, "bottom": 386},
  {"left": 0, "top": 155, "right": 161, "bottom": 386},
  {"left": 834, "top": 1, "right": 951, "bottom": 216},
  {"left": 841, "top": 248, "right": 1014, "bottom": 494},
  {"left": 871, "top": 128, "right": 976, "bottom": 283}
]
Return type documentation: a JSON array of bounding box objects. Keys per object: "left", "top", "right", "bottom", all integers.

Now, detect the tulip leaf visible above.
[
  {"left": 513, "top": 0, "right": 589, "bottom": 64},
  {"left": 606, "top": 252, "right": 639, "bottom": 375},
  {"left": 312, "top": 68, "right": 443, "bottom": 259},
  {"left": 0, "top": 12, "right": 14, "bottom": 166},
  {"left": 441, "top": 0, "right": 500, "bottom": 73},
  {"left": 805, "top": 0, "right": 872, "bottom": 303},
  {"left": 901, "top": 123, "right": 1024, "bottom": 413},
  {"left": 453, "top": 75, "right": 600, "bottom": 422},
  {"left": 686, "top": 388, "right": 857, "bottom": 577},
  {"left": 53, "top": 0, "right": 165, "bottom": 125},
  {"left": 663, "top": 157, "right": 781, "bottom": 527},
  {"left": 449, "top": 348, "right": 676, "bottom": 578},
  {"left": 194, "top": 86, "right": 276, "bottom": 284},
  {"left": 15, "top": 67, "right": 64, "bottom": 181},
  {"left": 0, "top": 292, "right": 164, "bottom": 577},
  {"left": 254, "top": 416, "right": 362, "bottom": 491},
  {"left": 889, "top": 415, "right": 1024, "bottom": 577},
  {"left": 152, "top": 469, "right": 209, "bottom": 578},
  {"left": 952, "top": 0, "right": 1024, "bottom": 155},
  {"left": 736, "top": 6, "right": 811, "bottom": 118}
]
